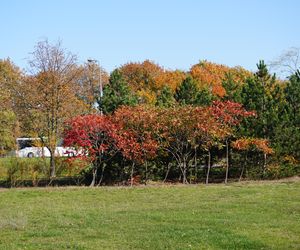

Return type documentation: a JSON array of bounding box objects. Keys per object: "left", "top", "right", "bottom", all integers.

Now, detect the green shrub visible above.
[
  {"left": 264, "top": 163, "right": 300, "bottom": 179},
  {"left": 6, "top": 158, "right": 48, "bottom": 187},
  {"left": 3, "top": 157, "right": 88, "bottom": 187},
  {"left": 55, "top": 157, "right": 89, "bottom": 177}
]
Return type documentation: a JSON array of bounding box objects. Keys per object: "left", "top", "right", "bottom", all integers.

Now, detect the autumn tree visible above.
[
  {"left": 113, "top": 106, "right": 158, "bottom": 185},
  {"left": 190, "top": 61, "right": 251, "bottom": 98},
  {"left": 119, "top": 60, "right": 164, "bottom": 104},
  {"left": 153, "top": 106, "right": 229, "bottom": 184},
  {"left": 113, "top": 105, "right": 224, "bottom": 184},
  {"left": 119, "top": 60, "right": 163, "bottom": 91},
  {"left": 113, "top": 103, "right": 253, "bottom": 184},
  {"left": 14, "top": 40, "right": 88, "bottom": 178},
  {"left": 75, "top": 61, "right": 109, "bottom": 112},
  {"left": 155, "top": 70, "right": 187, "bottom": 92},
  {"left": 0, "top": 111, "right": 18, "bottom": 156},
  {"left": 0, "top": 59, "right": 22, "bottom": 109},
  {"left": 64, "top": 108, "right": 158, "bottom": 186},
  {"left": 0, "top": 59, "right": 21, "bottom": 154},
  {"left": 232, "top": 138, "right": 273, "bottom": 180},
  {"left": 190, "top": 61, "right": 228, "bottom": 97},
  {"left": 118, "top": 61, "right": 188, "bottom": 105},
  {"left": 64, "top": 114, "right": 121, "bottom": 186},
  {"left": 210, "top": 101, "right": 256, "bottom": 183}
]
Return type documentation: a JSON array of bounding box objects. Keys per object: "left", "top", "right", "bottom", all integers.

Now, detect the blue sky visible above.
[{"left": 1, "top": 0, "right": 299, "bottom": 73}]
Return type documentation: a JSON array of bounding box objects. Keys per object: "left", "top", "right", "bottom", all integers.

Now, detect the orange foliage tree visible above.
[
  {"left": 155, "top": 70, "right": 187, "bottom": 92},
  {"left": 75, "top": 62, "right": 109, "bottom": 112},
  {"left": 190, "top": 61, "right": 229, "bottom": 97},
  {"left": 119, "top": 60, "right": 164, "bottom": 91},
  {"left": 155, "top": 105, "right": 230, "bottom": 184},
  {"left": 190, "top": 61, "right": 252, "bottom": 98},
  {"left": 17, "top": 40, "right": 89, "bottom": 178},
  {"left": 113, "top": 102, "right": 254, "bottom": 184},
  {"left": 119, "top": 60, "right": 188, "bottom": 105},
  {"left": 232, "top": 137, "right": 274, "bottom": 180},
  {"left": 210, "top": 101, "right": 256, "bottom": 183}
]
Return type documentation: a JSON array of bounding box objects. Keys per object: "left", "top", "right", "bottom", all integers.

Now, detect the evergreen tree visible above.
[
  {"left": 156, "top": 86, "right": 175, "bottom": 108},
  {"left": 175, "top": 76, "right": 198, "bottom": 105},
  {"left": 222, "top": 73, "right": 242, "bottom": 103},
  {"left": 274, "top": 122, "right": 300, "bottom": 160},
  {"left": 239, "top": 60, "right": 281, "bottom": 140},
  {"left": 194, "top": 87, "right": 215, "bottom": 106},
  {"left": 101, "top": 69, "right": 138, "bottom": 114},
  {"left": 239, "top": 77, "right": 265, "bottom": 137},
  {"left": 285, "top": 70, "right": 300, "bottom": 123},
  {"left": 274, "top": 70, "right": 300, "bottom": 160}
]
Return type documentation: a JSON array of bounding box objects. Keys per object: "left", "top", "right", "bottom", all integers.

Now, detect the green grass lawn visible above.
[{"left": 0, "top": 180, "right": 299, "bottom": 250}]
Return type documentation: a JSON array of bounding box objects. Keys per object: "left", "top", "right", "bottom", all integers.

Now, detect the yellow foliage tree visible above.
[{"left": 12, "top": 40, "right": 89, "bottom": 178}]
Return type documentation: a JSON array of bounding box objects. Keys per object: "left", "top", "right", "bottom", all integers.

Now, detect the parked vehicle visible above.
[{"left": 15, "top": 138, "right": 76, "bottom": 158}]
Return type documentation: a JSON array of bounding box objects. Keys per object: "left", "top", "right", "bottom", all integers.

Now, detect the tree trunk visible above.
[
  {"left": 145, "top": 161, "right": 148, "bottom": 185},
  {"left": 97, "top": 164, "right": 106, "bottom": 186},
  {"left": 206, "top": 150, "right": 211, "bottom": 185},
  {"left": 49, "top": 150, "right": 56, "bottom": 179},
  {"left": 130, "top": 162, "right": 135, "bottom": 187},
  {"left": 225, "top": 139, "right": 229, "bottom": 184},
  {"left": 239, "top": 153, "right": 247, "bottom": 182},
  {"left": 90, "top": 167, "right": 97, "bottom": 187},
  {"left": 182, "top": 159, "right": 188, "bottom": 184},
  {"left": 263, "top": 153, "right": 267, "bottom": 175},
  {"left": 163, "top": 162, "right": 172, "bottom": 183},
  {"left": 194, "top": 147, "right": 198, "bottom": 182}
]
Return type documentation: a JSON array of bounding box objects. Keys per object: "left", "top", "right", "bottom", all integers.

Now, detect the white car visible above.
[{"left": 16, "top": 146, "right": 76, "bottom": 158}]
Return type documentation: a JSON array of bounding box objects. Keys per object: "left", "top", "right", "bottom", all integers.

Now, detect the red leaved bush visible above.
[
  {"left": 63, "top": 101, "right": 259, "bottom": 185},
  {"left": 63, "top": 114, "right": 120, "bottom": 162},
  {"left": 113, "top": 105, "right": 159, "bottom": 164},
  {"left": 63, "top": 113, "right": 158, "bottom": 186},
  {"left": 64, "top": 110, "right": 159, "bottom": 167},
  {"left": 210, "top": 100, "right": 256, "bottom": 126}
]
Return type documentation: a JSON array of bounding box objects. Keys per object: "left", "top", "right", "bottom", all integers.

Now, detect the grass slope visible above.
[{"left": 0, "top": 181, "right": 299, "bottom": 249}]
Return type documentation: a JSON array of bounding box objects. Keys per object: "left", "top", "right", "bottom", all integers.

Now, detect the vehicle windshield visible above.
[{"left": 17, "top": 138, "right": 41, "bottom": 150}]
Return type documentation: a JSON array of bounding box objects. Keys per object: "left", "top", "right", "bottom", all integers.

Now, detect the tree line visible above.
[{"left": 0, "top": 40, "right": 299, "bottom": 185}]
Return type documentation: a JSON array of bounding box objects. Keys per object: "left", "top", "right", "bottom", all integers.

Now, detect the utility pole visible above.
[{"left": 87, "top": 59, "right": 103, "bottom": 115}]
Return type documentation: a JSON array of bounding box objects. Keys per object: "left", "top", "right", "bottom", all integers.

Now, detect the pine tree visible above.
[
  {"left": 101, "top": 69, "right": 138, "bottom": 114},
  {"left": 222, "top": 73, "right": 242, "bottom": 103},
  {"left": 156, "top": 86, "right": 175, "bottom": 108},
  {"left": 175, "top": 76, "right": 198, "bottom": 105},
  {"left": 285, "top": 70, "right": 300, "bottom": 123},
  {"left": 195, "top": 87, "right": 215, "bottom": 106},
  {"left": 239, "top": 60, "right": 280, "bottom": 140},
  {"left": 274, "top": 70, "right": 300, "bottom": 160}
]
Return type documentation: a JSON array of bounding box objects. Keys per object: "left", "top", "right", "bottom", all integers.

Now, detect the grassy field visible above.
[{"left": 0, "top": 180, "right": 299, "bottom": 250}]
